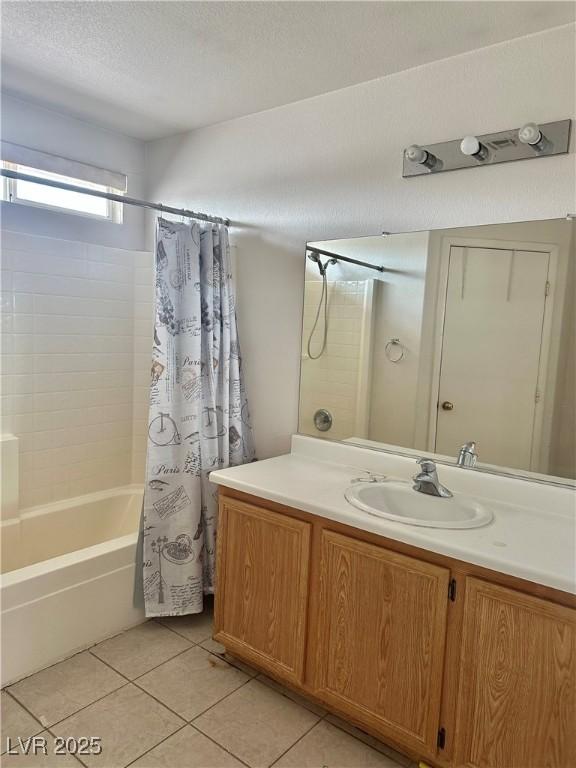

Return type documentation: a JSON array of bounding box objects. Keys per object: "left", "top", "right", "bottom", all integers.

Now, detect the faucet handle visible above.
[
  {"left": 416, "top": 458, "right": 437, "bottom": 474},
  {"left": 457, "top": 441, "right": 478, "bottom": 468}
]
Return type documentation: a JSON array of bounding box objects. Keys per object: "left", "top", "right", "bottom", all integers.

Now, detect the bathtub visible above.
[{"left": 0, "top": 487, "right": 145, "bottom": 687}]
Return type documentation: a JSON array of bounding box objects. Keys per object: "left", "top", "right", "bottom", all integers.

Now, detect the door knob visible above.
[{"left": 441, "top": 401, "right": 454, "bottom": 411}]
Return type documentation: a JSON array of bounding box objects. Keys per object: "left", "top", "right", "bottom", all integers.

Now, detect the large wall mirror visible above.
[{"left": 299, "top": 218, "right": 575, "bottom": 485}]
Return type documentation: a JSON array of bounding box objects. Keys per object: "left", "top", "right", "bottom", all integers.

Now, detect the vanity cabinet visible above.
[
  {"left": 214, "top": 489, "right": 576, "bottom": 768},
  {"left": 453, "top": 578, "right": 576, "bottom": 768},
  {"left": 214, "top": 497, "right": 311, "bottom": 685},
  {"left": 314, "top": 530, "right": 450, "bottom": 756}
]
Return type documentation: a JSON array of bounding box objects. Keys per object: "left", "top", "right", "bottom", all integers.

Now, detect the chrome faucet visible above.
[
  {"left": 456, "top": 441, "right": 478, "bottom": 468},
  {"left": 413, "top": 459, "right": 453, "bottom": 498}
]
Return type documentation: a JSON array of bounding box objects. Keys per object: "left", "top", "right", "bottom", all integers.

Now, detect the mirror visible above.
[{"left": 299, "top": 218, "right": 575, "bottom": 484}]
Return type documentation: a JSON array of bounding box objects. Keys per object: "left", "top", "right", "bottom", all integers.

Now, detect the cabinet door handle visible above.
[{"left": 441, "top": 401, "right": 454, "bottom": 411}]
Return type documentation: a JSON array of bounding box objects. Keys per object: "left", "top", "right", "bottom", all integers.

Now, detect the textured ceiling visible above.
[{"left": 2, "top": 1, "right": 574, "bottom": 140}]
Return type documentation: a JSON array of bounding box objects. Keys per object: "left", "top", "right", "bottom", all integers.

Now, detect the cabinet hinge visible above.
[
  {"left": 448, "top": 578, "right": 457, "bottom": 602},
  {"left": 437, "top": 727, "right": 446, "bottom": 750},
  {"left": 545, "top": 280, "right": 551, "bottom": 297}
]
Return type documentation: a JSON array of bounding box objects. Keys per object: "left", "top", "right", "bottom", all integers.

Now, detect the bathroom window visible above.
[
  {"left": 1, "top": 144, "right": 127, "bottom": 222},
  {"left": 1, "top": 163, "right": 123, "bottom": 221}
]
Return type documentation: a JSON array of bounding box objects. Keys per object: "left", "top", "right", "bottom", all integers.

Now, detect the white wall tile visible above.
[
  {"left": 300, "top": 280, "right": 370, "bottom": 441},
  {"left": 10, "top": 251, "right": 88, "bottom": 278},
  {"left": 1, "top": 230, "right": 154, "bottom": 509}
]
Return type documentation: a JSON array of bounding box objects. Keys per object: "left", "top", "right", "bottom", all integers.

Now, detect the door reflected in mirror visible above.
[{"left": 299, "top": 218, "right": 575, "bottom": 483}]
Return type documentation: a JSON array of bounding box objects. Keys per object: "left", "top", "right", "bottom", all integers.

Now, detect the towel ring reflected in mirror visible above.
[{"left": 385, "top": 338, "right": 405, "bottom": 363}]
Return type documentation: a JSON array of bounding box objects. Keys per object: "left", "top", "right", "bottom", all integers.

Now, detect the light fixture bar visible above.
[{"left": 403, "top": 119, "right": 571, "bottom": 178}]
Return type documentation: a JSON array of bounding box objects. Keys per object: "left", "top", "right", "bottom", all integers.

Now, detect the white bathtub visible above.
[{"left": 0, "top": 487, "right": 145, "bottom": 686}]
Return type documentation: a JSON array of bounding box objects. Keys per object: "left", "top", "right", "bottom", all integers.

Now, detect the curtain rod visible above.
[
  {"left": 306, "top": 245, "right": 386, "bottom": 273},
  {"left": 0, "top": 168, "right": 231, "bottom": 226}
]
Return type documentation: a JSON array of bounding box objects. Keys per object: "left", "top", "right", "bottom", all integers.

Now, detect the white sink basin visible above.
[{"left": 344, "top": 480, "right": 494, "bottom": 529}]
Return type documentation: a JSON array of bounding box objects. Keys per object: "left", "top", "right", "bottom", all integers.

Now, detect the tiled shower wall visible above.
[
  {"left": 132, "top": 253, "right": 155, "bottom": 487},
  {"left": 0, "top": 230, "right": 153, "bottom": 510},
  {"left": 299, "top": 280, "right": 372, "bottom": 441}
]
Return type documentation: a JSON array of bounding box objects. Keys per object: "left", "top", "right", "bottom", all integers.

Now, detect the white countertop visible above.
[{"left": 210, "top": 436, "right": 576, "bottom": 595}]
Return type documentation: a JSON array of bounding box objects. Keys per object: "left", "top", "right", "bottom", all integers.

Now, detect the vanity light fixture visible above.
[
  {"left": 460, "top": 135, "right": 489, "bottom": 162},
  {"left": 404, "top": 145, "right": 438, "bottom": 171},
  {"left": 518, "top": 122, "right": 549, "bottom": 153},
  {"left": 402, "top": 119, "right": 571, "bottom": 177}
]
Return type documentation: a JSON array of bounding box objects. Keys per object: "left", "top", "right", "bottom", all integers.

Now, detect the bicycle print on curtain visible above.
[{"left": 142, "top": 217, "right": 254, "bottom": 617}]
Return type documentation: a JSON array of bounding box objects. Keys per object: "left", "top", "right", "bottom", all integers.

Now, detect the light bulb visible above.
[
  {"left": 460, "top": 135, "right": 489, "bottom": 162},
  {"left": 461, "top": 136, "right": 480, "bottom": 155},
  {"left": 519, "top": 122, "right": 542, "bottom": 146},
  {"left": 405, "top": 145, "right": 427, "bottom": 164},
  {"left": 405, "top": 145, "right": 437, "bottom": 169}
]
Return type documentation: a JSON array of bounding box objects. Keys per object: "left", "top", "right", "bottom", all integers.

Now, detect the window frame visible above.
[{"left": 1, "top": 162, "right": 124, "bottom": 223}]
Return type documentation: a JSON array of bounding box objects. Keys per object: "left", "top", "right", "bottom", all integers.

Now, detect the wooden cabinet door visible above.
[
  {"left": 214, "top": 498, "right": 311, "bottom": 685},
  {"left": 454, "top": 578, "right": 576, "bottom": 768},
  {"left": 313, "top": 530, "right": 450, "bottom": 757}
]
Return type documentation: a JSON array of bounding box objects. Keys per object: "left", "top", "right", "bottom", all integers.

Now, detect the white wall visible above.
[
  {"left": 1, "top": 94, "right": 146, "bottom": 250},
  {"left": 145, "top": 25, "right": 575, "bottom": 460}
]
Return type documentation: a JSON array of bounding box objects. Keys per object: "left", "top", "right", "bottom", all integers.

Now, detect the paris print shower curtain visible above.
[{"left": 142, "top": 218, "right": 254, "bottom": 617}]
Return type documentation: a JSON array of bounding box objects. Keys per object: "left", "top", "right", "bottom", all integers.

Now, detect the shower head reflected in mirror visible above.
[
  {"left": 307, "top": 251, "right": 337, "bottom": 277},
  {"left": 306, "top": 252, "right": 338, "bottom": 359}
]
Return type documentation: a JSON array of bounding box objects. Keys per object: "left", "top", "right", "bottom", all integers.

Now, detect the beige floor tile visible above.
[
  {"left": 199, "top": 639, "right": 259, "bottom": 678},
  {"left": 256, "top": 675, "right": 326, "bottom": 717},
  {"left": 1, "top": 692, "right": 44, "bottom": 755},
  {"left": 131, "top": 725, "right": 245, "bottom": 767},
  {"left": 274, "top": 720, "right": 403, "bottom": 767},
  {"left": 157, "top": 611, "right": 214, "bottom": 644},
  {"left": 51, "top": 684, "right": 184, "bottom": 768},
  {"left": 137, "top": 646, "right": 249, "bottom": 720},
  {"left": 194, "top": 679, "right": 319, "bottom": 768},
  {"left": 7, "top": 653, "right": 125, "bottom": 728},
  {"left": 91, "top": 621, "right": 191, "bottom": 679},
  {"left": 324, "top": 716, "right": 414, "bottom": 768},
  {"left": 0, "top": 732, "right": 82, "bottom": 767}
]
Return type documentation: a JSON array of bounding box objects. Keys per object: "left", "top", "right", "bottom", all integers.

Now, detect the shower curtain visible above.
[{"left": 142, "top": 217, "right": 254, "bottom": 617}]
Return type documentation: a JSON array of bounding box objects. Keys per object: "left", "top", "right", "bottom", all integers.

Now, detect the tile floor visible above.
[{"left": 1, "top": 605, "right": 413, "bottom": 768}]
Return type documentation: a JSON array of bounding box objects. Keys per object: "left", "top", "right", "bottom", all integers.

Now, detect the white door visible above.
[{"left": 435, "top": 246, "right": 550, "bottom": 470}]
